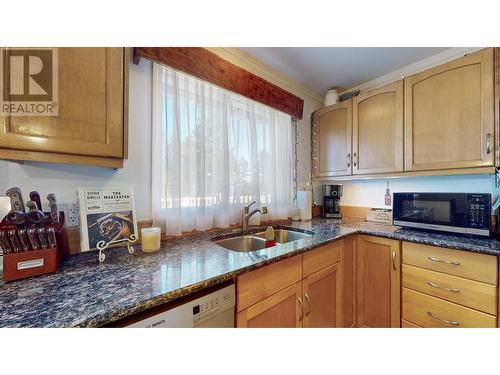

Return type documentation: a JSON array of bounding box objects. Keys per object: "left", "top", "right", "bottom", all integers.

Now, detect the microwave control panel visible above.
[{"left": 466, "top": 194, "right": 491, "bottom": 230}]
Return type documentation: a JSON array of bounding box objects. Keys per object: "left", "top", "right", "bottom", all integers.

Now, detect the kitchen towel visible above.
[{"left": 297, "top": 191, "right": 312, "bottom": 221}]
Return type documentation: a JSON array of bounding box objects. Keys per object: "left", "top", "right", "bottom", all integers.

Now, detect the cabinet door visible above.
[
  {"left": 341, "top": 236, "right": 357, "bottom": 327},
  {"left": 352, "top": 81, "right": 404, "bottom": 174},
  {"left": 404, "top": 48, "right": 494, "bottom": 171},
  {"left": 303, "top": 264, "right": 342, "bottom": 328},
  {"left": 312, "top": 100, "right": 352, "bottom": 177},
  {"left": 0, "top": 47, "right": 124, "bottom": 159},
  {"left": 357, "top": 235, "right": 401, "bottom": 328},
  {"left": 236, "top": 282, "right": 303, "bottom": 328}
]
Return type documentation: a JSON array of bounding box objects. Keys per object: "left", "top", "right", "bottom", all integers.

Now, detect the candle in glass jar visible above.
[{"left": 141, "top": 227, "right": 161, "bottom": 253}]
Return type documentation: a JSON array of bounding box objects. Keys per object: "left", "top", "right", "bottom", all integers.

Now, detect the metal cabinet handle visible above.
[
  {"left": 427, "top": 256, "right": 460, "bottom": 266},
  {"left": 392, "top": 250, "right": 397, "bottom": 271},
  {"left": 486, "top": 133, "right": 491, "bottom": 154},
  {"left": 427, "top": 311, "right": 459, "bottom": 326},
  {"left": 427, "top": 281, "right": 460, "bottom": 293},
  {"left": 304, "top": 293, "right": 311, "bottom": 317},
  {"left": 298, "top": 297, "right": 304, "bottom": 321},
  {"left": 347, "top": 153, "right": 351, "bottom": 167},
  {"left": 353, "top": 152, "right": 357, "bottom": 167}
]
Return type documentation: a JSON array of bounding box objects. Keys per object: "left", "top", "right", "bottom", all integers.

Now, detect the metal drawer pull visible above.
[
  {"left": 347, "top": 153, "right": 351, "bottom": 167},
  {"left": 427, "top": 311, "right": 459, "bottom": 326},
  {"left": 427, "top": 256, "right": 460, "bottom": 266},
  {"left": 486, "top": 133, "right": 491, "bottom": 154},
  {"left": 427, "top": 281, "right": 460, "bottom": 293},
  {"left": 304, "top": 293, "right": 311, "bottom": 317},
  {"left": 298, "top": 297, "right": 304, "bottom": 321},
  {"left": 392, "top": 250, "right": 397, "bottom": 271}
]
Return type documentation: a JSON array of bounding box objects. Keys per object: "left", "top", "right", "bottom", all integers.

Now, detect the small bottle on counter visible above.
[
  {"left": 264, "top": 226, "right": 276, "bottom": 248},
  {"left": 141, "top": 227, "right": 161, "bottom": 253},
  {"left": 385, "top": 182, "right": 391, "bottom": 206}
]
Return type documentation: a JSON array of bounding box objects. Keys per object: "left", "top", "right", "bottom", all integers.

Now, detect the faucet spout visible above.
[{"left": 242, "top": 205, "right": 268, "bottom": 233}]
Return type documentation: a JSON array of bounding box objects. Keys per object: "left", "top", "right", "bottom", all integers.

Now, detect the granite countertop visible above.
[{"left": 1, "top": 218, "right": 500, "bottom": 328}]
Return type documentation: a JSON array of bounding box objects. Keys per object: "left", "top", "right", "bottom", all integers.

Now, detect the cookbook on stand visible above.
[{"left": 77, "top": 188, "right": 138, "bottom": 252}]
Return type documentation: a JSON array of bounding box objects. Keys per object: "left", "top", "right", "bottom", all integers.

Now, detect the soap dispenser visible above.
[{"left": 385, "top": 182, "right": 391, "bottom": 206}]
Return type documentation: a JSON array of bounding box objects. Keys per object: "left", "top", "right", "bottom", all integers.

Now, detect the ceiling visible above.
[{"left": 239, "top": 47, "right": 450, "bottom": 96}]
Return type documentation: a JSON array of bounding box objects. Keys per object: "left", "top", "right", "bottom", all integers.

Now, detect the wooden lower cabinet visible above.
[
  {"left": 303, "top": 264, "right": 342, "bottom": 328},
  {"left": 236, "top": 241, "right": 344, "bottom": 328},
  {"left": 403, "top": 288, "right": 496, "bottom": 328},
  {"left": 402, "top": 319, "right": 421, "bottom": 328},
  {"left": 357, "top": 235, "right": 401, "bottom": 328},
  {"left": 402, "top": 241, "right": 498, "bottom": 328},
  {"left": 341, "top": 235, "right": 357, "bottom": 327},
  {"left": 236, "top": 282, "right": 302, "bottom": 328},
  {"left": 236, "top": 235, "right": 500, "bottom": 328}
]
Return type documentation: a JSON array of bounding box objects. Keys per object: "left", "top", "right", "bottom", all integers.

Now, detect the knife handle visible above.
[
  {"left": 25, "top": 208, "right": 45, "bottom": 226},
  {"left": 46, "top": 227, "right": 57, "bottom": 248},
  {"left": 37, "top": 228, "right": 49, "bottom": 249},
  {"left": 0, "top": 231, "right": 12, "bottom": 254},
  {"left": 6, "top": 210, "right": 27, "bottom": 227},
  {"left": 49, "top": 201, "right": 59, "bottom": 224},
  {"left": 27, "top": 228, "right": 41, "bottom": 251},
  {"left": 17, "top": 229, "right": 31, "bottom": 251},
  {"left": 7, "top": 229, "right": 22, "bottom": 252},
  {"left": 29, "top": 191, "right": 42, "bottom": 210},
  {"left": 6, "top": 187, "right": 25, "bottom": 213}
]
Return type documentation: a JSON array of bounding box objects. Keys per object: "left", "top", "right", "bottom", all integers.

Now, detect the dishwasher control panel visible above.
[{"left": 126, "top": 284, "right": 235, "bottom": 328}]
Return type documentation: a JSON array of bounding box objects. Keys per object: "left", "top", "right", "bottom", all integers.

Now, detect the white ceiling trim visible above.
[{"left": 341, "top": 47, "right": 484, "bottom": 94}]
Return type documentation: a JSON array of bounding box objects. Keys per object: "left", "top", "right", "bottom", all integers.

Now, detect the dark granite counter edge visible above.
[
  {"left": 89, "top": 231, "right": 357, "bottom": 328},
  {"left": 92, "top": 226, "right": 500, "bottom": 327},
  {"left": 355, "top": 228, "right": 500, "bottom": 256}
]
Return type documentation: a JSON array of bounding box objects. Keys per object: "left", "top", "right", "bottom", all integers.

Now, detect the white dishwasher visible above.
[{"left": 126, "top": 283, "right": 235, "bottom": 328}]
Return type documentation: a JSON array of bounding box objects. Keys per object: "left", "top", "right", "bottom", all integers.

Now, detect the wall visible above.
[
  {"left": 312, "top": 47, "right": 496, "bottom": 210},
  {"left": 0, "top": 58, "right": 153, "bottom": 220},
  {"left": 0, "top": 49, "right": 322, "bottom": 221},
  {"left": 338, "top": 174, "right": 497, "bottom": 209}
]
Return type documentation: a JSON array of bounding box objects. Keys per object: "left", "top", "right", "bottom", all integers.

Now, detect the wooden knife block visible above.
[{"left": 1, "top": 212, "right": 69, "bottom": 282}]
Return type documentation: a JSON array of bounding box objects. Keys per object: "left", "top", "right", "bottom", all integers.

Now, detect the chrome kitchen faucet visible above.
[{"left": 242, "top": 201, "right": 268, "bottom": 234}]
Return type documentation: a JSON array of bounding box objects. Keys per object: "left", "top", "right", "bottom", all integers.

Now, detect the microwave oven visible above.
[{"left": 392, "top": 192, "right": 491, "bottom": 237}]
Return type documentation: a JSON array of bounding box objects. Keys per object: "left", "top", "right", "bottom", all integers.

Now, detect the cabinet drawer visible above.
[
  {"left": 303, "top": 241, "right": 341, "bottom": 277},
  {"left": 403, "top": 264, "right": 497, "bottom": 315},
  {"left": 236, "top": 255, "right": 302, "bottom": 312},
  {"left": 402, "top": 242, "right": 497, "bottom": 285},
  {"left": 402, "top": 288, "right": 496, "bottom": 328},
  {"left": 402, "top": 319, "right": 421, "bottom": 328}
]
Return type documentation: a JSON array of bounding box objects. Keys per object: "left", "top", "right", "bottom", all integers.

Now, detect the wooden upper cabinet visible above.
[
  {"left": 404, "top": 48, "right": 494, "bottom": 171},
  {"left": 0, "top": 47, "right": 126, "bottom": 168},
  {"left": 352, "top": 80, "right": 404, "bottom": 174},
  {"left": 357, "top": 235, "right": 401, "bottom": 328},
  {"left": 303, "top": 264, "right": 342, "bottom": 328},
  {"left": 312, "top": 100, "right": 352, "bottom": 177}
]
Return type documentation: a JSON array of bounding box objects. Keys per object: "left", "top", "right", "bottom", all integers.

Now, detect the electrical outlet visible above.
[{"left": 61, "top": 203, "right": 80, "bottom": 227}]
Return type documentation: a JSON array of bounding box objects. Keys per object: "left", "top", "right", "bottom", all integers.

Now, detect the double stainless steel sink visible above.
[{"left": 213, "top": 228, "right": 313, "bottom": 252}]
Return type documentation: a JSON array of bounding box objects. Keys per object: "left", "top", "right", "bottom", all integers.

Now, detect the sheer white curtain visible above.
[{"left": 152, "top": 63, "right": 294, "bottom": 236}]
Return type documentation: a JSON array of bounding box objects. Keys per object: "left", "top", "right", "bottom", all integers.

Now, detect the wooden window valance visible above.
[{"left": 133, "top": 47, "right": 304, "bottom": 120}]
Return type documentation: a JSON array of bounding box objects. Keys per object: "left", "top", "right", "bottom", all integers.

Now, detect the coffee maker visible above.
[{"left": 323, "top": 184, "right": 342, "bottom": 219}]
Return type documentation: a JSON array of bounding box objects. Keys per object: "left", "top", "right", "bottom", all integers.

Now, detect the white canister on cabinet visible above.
[{"left": 324, "top": 90, "right": 339, "bottom": 106}]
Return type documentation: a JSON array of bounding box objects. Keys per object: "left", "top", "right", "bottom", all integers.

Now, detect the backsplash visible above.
[{"left": 313, "top": 174, "right": 498, "bottom": 209}]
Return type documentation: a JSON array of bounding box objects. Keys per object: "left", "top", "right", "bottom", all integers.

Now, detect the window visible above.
[{"left": 152, "top": 63, "right": 294, "bottom": 236}]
